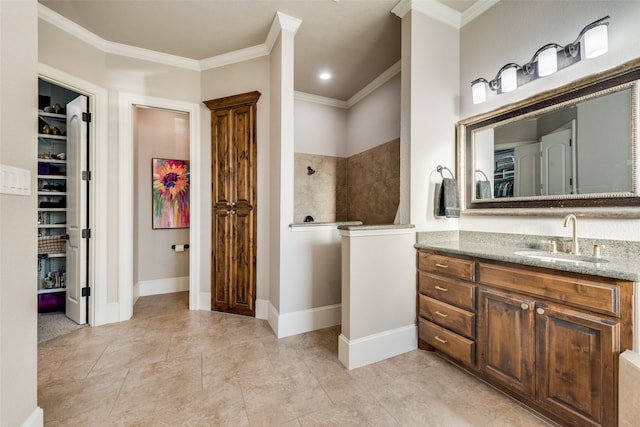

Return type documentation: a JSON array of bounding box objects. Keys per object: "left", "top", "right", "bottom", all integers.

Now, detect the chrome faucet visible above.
[{"left": 563, "top": 214, "right": 580, "bottom": 255}]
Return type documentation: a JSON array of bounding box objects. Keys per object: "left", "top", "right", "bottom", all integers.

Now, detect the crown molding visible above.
[
  {"left": 392, "top": 0, "right": 498, "bottom": 28},
  {"left": 295, "top": 60, "right": 401, "bottom": 109},
  {"left": 38, "top": 3, "right": 287, "bottom": 72},
  {"left": 346, "top": 60, "right": 401, "bottom": 108},
  {"left": 38, "top": 3, "right": 108, "bottom": 51},
  {"left": 265, "top": 11, "right": 303, "bottom": 52},
  {"left": 200, "top": 44, "right": 269, "bottom": 70},
  {"left": 461, "top": 0, "right": 499, "bottom": 26},
  {"left": 105, "top": 40, "right": 201, "bottom": 71},
  {"left": 294, "top": 91, "right": 349, "bottom": 109}
]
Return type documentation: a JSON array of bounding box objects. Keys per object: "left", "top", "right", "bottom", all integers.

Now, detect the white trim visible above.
[
  {"left": 199, "top": 292, "right": 212, "bottom": 311},
  {"left": 255, "top": 298, "right": 270, "bottom": 320},
  {"left": 105, "top": 40, "right": 200, "bottom": 71},
  {"left": 118, "top": 93, "right": 202, "bottom": 321},
  {"left": 38, "top": 63, "right": 108, "bottom": 327},
  {"left": 38, "top": 4, "right": 107, "bottom": 51},
  {"left": 200, "top": 45, "right": 269, "bottom": 70},
  {"left": 346, "top": 60, "right": 401, "bottom": 108},
  {"left": 38, "top": 4, "right": 303, "bottom": 72},
  {"left": 392, "top": 0, "right": 496, "bottom": 28},
  {"left": 295, "top": 61, "right": 401, "bottom": 109},
  {"left": 136, "top": 276, "right": 189, "bottom": 296},
  {"left": 338, "top": 226, "right": 416, "bottom": 238},
  {"left": 338, "top": 325, "right": 417, "bottom": 370},
  {"left": 269, "top": 303, "right": 341, "bottom": 338},
  {"left": 20, "top": 406, "right": 43, "bottom": 427},
  {"left": 104, "top": 302, "right": 120, "bottom": 324},
  {"left": 411, "top": 0, "right": 461, "bottom": 28},
  {"left": 461, "top": 0, "right": 499, "bottom": 27},
  {"left": 294, "top": 91, "right": 349, "bottom": 109},
  {"left": 268, "top": 302, "right": 280, "bottom": 335}
]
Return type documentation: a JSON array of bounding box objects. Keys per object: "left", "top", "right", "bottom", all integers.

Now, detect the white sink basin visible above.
[{"left": 514, "top": 250, "right": 609, "bottom": 264}]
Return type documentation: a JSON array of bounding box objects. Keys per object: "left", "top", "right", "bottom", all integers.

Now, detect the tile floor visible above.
[{"left": 38, "top": 292, "right": 556, "bottom": 426}]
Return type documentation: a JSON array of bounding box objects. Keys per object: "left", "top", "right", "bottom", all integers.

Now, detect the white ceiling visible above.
[{"left": 39, "top": 0, "right": 481, "bottom": 101}]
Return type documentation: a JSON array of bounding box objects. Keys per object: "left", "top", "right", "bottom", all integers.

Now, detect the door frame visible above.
[
  {"left": 38, "top": 63, "right": 108, "bottom": 326},
  {"left": 118, "top": 93, "right": 202, "bottom": 318}
]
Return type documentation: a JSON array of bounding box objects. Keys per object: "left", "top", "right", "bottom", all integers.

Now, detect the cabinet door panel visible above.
[
  {"left": 478, "top": 287, "right": 536, "bottom": 397},
  {"left": 536, "top": 302, "right": 619, "bottom": 427}
]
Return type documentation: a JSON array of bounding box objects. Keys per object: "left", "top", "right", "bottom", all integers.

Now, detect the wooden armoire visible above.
[{"left": 204, "top": 91, "right": 260, "bottom": 316}]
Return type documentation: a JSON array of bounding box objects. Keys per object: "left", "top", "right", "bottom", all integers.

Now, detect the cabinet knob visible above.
[
  {"left": 536, "top": 308, "right": 545, "bottom": 315},
  {"left": 521, "top": 303, "right": 529, "bottom": 310}
]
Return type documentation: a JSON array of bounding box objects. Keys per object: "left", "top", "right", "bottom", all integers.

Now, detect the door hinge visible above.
[
  {"left": 82, "top": 229, "right": 91, "bottom": 239},
  {"left": 82, "top": 171, "right": 92, "bottom": 181},
  {"left": 82, "top": 112, "right": 92, "bottom": 123},
  {"left": 82, "top": 287, "right": 91, "bottom": 297}
]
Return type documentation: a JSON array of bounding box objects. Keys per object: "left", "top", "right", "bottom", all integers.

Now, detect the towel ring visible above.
[
  {"left": 475, "top": 169, "right": 490, "bottom": 181},
  {"left": 437, "top": 165, "right": 455, "bottom": 179}
]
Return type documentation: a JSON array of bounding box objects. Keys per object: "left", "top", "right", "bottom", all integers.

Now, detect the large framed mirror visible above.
[{"left": 457, "top": 58, "right": 640, "bottom": 216}]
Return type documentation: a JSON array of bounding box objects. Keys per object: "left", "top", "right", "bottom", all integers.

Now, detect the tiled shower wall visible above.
[{"left": 294, "top": 138, "right": 400, "bottom": 224}]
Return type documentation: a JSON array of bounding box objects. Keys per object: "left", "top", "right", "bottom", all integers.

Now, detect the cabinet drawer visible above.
[
  {"left": 419, "top": 318, "right": 475, "bottom": 366},
  {"left": 478, "top": 262, "right": 622, "bottom": 317},
  {"left": 419, "top": 295, "right": 475, "bottom": 338},
  {"left": 418, "top": 272, "right": 475, "bottom": 311},
  {"left": 417, "top": 251, "right": 475, "bottom": 281}
]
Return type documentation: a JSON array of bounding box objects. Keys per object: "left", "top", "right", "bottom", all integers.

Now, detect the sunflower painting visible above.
[{"left": 152, "top": 158, "right": 190, "bottom": 229}]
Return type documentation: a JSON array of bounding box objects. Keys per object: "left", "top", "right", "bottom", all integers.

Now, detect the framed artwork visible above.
[{"left": 152, "top": 158, "right": 190, "bottom": 229}]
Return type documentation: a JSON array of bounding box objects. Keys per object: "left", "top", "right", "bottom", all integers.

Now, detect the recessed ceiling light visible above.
[{"left": 319, "top": 72, "right": 332, "bottom": 80}]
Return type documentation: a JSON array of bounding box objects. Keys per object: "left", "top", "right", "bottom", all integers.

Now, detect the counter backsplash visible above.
[{"left": 417, "top": 230, "right": 640, "bottom": 260}]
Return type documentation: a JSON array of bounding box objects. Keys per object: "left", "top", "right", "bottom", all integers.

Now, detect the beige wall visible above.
[
  {"left": 201, "top": 56, "right": 271, "bottom": 305},
  {"left": 133, "top": 107, "right": 190, "bottom": 285},
  {"left": 458, "top": 0, "right": 640, "bottom": 242},
  {"left": 39, "top": 18, "right": 201, "bottom": 308},
  {"left": 1, "top": 1, "right": 41, "bottom": 425}
]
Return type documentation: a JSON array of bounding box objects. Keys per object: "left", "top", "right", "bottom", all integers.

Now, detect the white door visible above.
[
  {"left": 541, "top": 128, "right": 573, "bottom": 196},
  {"left": 66, "top": 96, "right": 88, "bottom": 324},
  {"left": 514, "top": 142, "right": 540, "bottom": 197}
]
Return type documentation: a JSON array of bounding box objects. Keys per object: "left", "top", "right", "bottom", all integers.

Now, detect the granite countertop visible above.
[{"left": 415, "top": 239, "right": 640, "bottom": 282}]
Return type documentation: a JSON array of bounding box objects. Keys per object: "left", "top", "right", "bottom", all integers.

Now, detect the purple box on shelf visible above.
[
  {"left": 38, "top": 163, "right": 60, "bottom": 175},
  {"left": 38, "top": 293, "right": 65, "bottom": 313}
]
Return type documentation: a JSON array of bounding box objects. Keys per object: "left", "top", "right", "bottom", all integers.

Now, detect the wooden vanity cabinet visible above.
[
  {"left": 477, "top": 286, "right": 536, "bottom": 398},
  {"left": 417, "top": 251, "right": 476, "bottom": 367},
  {"left": 417, "top": 249, "right": 634, "bottom": 427}
]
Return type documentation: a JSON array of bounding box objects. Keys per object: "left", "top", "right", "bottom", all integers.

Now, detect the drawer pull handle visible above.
[
  {"left": 435, "top": 263, "right": 449, "bottom": 268},
  {"left": 434, "top": 286, "right": 448, "bottom": 292},
  {"left": 435, "top": 311, "right": 449, "bottom": 318},
  {"left": 434, "top": 336, "right": 448, "bottom": 344}
]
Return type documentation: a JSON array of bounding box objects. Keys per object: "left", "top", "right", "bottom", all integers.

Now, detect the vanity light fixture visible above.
[{"left": 471, "top": 16, "right": 609, "bottom": 104}]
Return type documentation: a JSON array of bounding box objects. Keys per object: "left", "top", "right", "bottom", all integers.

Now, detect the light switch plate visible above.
[{"left": 0, "top": 164, "right": 31, "bottom": 196}]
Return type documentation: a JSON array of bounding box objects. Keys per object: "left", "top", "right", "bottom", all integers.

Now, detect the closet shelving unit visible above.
[{"left": 37, "top": 109, "right": 68, "bottom": 305}]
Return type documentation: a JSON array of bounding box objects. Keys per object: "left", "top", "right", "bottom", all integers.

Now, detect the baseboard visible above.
[
  {"left": 21, "top": 406, "right": 43, "bottom": 427},
  {"left": 198, "top": 292, "right": 211, "bottom": 311},
  {"left": 137, "top": 276, "right": 189, "bottom": 297},
  {"left": 270, "top": 303, "right": 341, "bottom": 338},
  {"left": 133, "top": 281, "right": 140, "bottom": 303},
  {"left": 255, "top": 298, "right": 269, "bottom": 320},
  {"left": 338, "top": 324, "right": 417, "bottom": 370}
]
